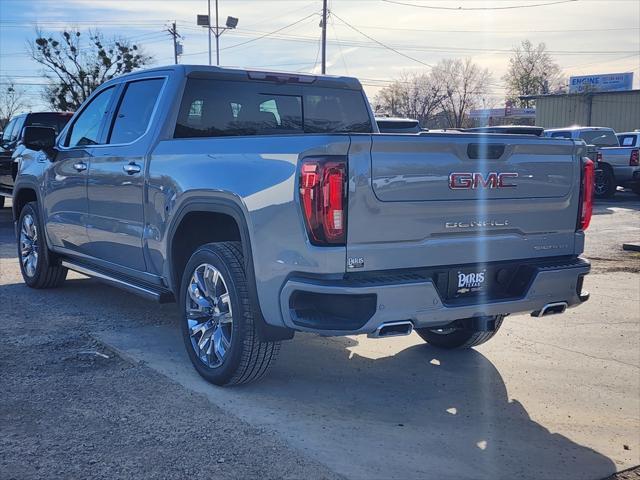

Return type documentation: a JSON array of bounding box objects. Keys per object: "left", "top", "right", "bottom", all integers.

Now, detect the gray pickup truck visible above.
[
  {"left": 544, "top": 126, "right": 640, "bottom": 198},
  {"left": 14, "top": 65, "right": 592, "bottom": 385}
]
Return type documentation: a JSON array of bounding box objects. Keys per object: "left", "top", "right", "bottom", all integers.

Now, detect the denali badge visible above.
[
  {"left": 457, "top": 270, "right": 486, "bottom": 294},
  {"left": 449, "top": 172, "right": 518, "bottom": 190},
  {"left": 347, "top": 257, "right": 365, "bottom": 269},
  {"left": 445, "top": 219, "right": 509, "bottom": 229}
]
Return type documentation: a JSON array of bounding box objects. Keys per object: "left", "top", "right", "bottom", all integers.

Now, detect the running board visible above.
[{"left": 61, "top": 260, "right": 175, "bottom": 303}]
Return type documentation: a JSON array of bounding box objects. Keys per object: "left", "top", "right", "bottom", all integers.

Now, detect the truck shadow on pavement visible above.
[{"left": 0, "top": 275, "right": 619, "bottom": 480}]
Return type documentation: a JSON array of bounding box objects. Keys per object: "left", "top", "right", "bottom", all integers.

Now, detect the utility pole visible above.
[
  {"left": 215, "top": 0, "right": 220, "bottom": 66},
  {"left": 207, "top": 0, "right": 212, "bottom": 65},
  {"left": 166, "top": 22, "right": 182, "bottom": 65},
  {"left": 321, "top": 0, "right": 328, "bottom": 74}
]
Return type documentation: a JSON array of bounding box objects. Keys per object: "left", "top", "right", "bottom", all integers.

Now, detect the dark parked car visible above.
[{"left": 0, "top": 112, "right": 73, "bottom": 207}]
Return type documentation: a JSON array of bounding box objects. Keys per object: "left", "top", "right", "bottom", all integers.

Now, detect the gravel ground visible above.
[
  {"left": 1, "top": 192, "right": 638, "bottom": 480},
  {"left": 0, "top": 199, "right": 342, "bottom": 479}
]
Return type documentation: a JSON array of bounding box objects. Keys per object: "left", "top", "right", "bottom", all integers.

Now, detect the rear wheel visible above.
[
  {"left": 415, "top": 316, "right": 504, "bottom": 349},
  {"left": 594, "top": 166, "right": 616, "bottom": 198},
  {"left": 179, "top": 241, "right": 280, "bottom": 386},
  {"left": 17, "top": 202, "right": 67, "bottom": 288}
]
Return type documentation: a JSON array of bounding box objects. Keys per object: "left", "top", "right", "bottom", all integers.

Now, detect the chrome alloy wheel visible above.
[
  {"left": 185, "top": 263, "right": 233, "bottom": 368},
  {"left": 20, "top": 213, "right": 39, "bottom": 277}
]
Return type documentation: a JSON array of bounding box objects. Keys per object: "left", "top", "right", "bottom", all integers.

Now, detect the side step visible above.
[{"left": 61, "top": 260, "right": 174, "bottom": 303}]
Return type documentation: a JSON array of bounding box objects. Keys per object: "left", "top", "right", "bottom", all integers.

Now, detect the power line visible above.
[
  {"left": 330, "top": 11, "right": 432, "bottom": 68},
  {"left": 381, "top": 0, "right": 578, "bottom": 10},
  {"left": 218, "top": 11, "right": 320, "bottom": 52}
]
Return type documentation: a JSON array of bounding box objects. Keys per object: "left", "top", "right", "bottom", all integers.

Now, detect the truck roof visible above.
[
  {"left": 544, "top": 126, "right": 614, "bottom": 132},
  {"left": 107, "top": 64, "right": 363, "bottom": 91}
]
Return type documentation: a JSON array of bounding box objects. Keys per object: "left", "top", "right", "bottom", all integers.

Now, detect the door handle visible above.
[
  {"left": 73, "top": 161, "right": 87, "bottom": 172},
  {"left": 123, "top": 162, "right": 141, "bottom": 175}
]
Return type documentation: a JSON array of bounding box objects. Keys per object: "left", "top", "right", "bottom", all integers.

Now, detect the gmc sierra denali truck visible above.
[{"left": 14, "top": 65, "right": 593, "bottom": 386}]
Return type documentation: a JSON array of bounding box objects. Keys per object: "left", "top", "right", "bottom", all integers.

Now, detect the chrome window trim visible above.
[{"left": 57, "top": 75, "right": 168, "bottom": 151}]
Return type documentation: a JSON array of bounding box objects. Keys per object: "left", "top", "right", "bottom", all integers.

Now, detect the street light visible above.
[{"left": 197, "top": 1, "right": 238, "bottom": 66}]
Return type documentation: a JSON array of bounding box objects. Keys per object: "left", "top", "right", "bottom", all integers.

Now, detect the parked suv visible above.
[
  {"left": 0, "top": 112, "right": 73, "bottom": 207},
  {"left": 14, "top": 66, "right": 592, "bottom": 385}
]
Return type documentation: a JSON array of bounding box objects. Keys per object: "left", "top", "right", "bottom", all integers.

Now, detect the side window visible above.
[
  {"left": 618, "top": 135, "right": 637, "bottom": 147},
  {"left": 11, "top": 116, "right": 26, "bottom": 141},
  {"left": 551, "top": 131, "right": 571, "bottom": 139},
  {"left": 2, "top": 119, "right": 16, "bottom": 143},
  {"left": 108, "top": 78, "right": 164, "bottom": 144},
  {"left": 65, "top": 86, "right": 115, "bottom": 147}
]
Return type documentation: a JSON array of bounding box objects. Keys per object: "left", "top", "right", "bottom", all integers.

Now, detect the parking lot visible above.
[{"left": 1, "top": 193, "right": 638, "bottom": 480}]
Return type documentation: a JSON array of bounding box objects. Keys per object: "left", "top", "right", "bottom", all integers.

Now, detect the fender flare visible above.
[{"left": 166, "top": 196, "right": 294, "bottom": 342}]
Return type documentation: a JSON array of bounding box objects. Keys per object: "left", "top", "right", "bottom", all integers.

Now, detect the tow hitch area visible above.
[{"left": 531, "top": 302, "right": 568, "bottom": 318}]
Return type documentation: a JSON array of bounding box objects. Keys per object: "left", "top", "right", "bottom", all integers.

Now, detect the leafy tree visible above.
[
  {"left": 29, "top": 29, "right": 152, "bottom": 111},
  {"left": 504, "top": 40, "right": 563, "bottom": 107},
  {"left": 374, "top": 72, "right": 445, "bottom": 127},
  {"left": 431, "top": 58, "right": 492, "bottom": 128},
  {"left": 0, "top": 81, "right": 30, "bottom": 128}
]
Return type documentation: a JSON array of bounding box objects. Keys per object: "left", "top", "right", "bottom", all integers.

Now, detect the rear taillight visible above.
[
  {"left": 578, "top": 158, "right": 594, "bottom": 231},
  {"left": 299, "top": 157, "right": 347, "bottom": 245},
  {"left": 630, "top": 149, "right": 639, "bottom": 166}
]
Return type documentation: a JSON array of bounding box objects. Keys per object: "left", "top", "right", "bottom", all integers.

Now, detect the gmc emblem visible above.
[{"left": 449, "top": 172, "right": 518, "bottom": 190}]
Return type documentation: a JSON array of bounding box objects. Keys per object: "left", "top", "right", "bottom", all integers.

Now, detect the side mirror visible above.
[{"left": 23, "top": 126, "right": 57, "bottom": 151}]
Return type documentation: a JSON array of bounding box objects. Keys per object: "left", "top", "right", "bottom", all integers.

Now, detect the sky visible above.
[{"left": 0, "top": 0, "right": 639, "bottom": 111}]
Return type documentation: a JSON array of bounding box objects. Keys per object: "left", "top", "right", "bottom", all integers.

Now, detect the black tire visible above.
[
  {"left": 631, "top": 184, "right": 640, "bottom": 195},
  {"left": 415, "top": 316, "right": 504, "bottom": 349},
  {"left": 179, "top": 241, "right": 280, "bottom": 386},
  {"left": 594, "top": 166, "right": 616, "bottom": 199},
  {"left": 0, "top": 196, "right": 5, "bottom": 209},
  {"left": 17, "top": 202, "right": 67, "bottom": 288}
]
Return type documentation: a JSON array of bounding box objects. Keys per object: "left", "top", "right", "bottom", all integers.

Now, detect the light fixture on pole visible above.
[{"left": 197, "top": 0, "right": 238, "bottom": 66}]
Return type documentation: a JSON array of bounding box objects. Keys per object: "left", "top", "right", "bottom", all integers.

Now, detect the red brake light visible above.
[
  {"left": 579, "top": 158, "right": 594, "bottom": 231},
  {"left": 299, "top": 158, "right": 346, "bottom": 245},
  {"left": 630, "top": 149, "right": 639, "bottom": 166}
]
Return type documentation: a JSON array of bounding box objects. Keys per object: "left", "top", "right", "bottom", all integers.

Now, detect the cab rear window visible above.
[{"left": 174, "top": 78, "right": 372, "bottom": 138}]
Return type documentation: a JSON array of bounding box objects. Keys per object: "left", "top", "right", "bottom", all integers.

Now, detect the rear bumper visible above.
[
  {"left": 279, "top": 257, "right": 590, "bottom": 336},
  {"left": 613, "top": 165, "right": 640, "bottom": 185}
]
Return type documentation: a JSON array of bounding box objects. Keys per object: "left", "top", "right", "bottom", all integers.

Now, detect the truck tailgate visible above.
[{"left": 346, "top": 133, "right": 583, "bottom": 272}]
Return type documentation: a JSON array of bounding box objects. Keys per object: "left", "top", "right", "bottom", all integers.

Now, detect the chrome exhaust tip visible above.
[
  {"left": 368, "top": 321, "right": 414, "bottom": 338},
  {"left": 532, "top": 301, "right": 568, "bottom": 318}
]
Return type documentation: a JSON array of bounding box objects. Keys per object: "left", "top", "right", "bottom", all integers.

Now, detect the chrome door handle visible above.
[
  {"left": 123, "top": 162, "right": 141, "bottom": 175},
  {"left": 73, "top": 161, "right": 87, "bottom": 172}
]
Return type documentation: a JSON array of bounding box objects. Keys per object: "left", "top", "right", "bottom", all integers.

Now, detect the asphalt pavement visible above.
[{"left": 1, "top": 192, "right": 638, "bottom": 480}]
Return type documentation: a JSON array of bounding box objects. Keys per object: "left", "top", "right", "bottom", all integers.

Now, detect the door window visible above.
[
  {"left": 1, "top": 119, "right": 16, "bottom": 143},
  {"left": 108, "top": 78, "right": 164, "bottom": 144},
  {"left": 65, "top": 86, "right": 115, "bottom": 147}
]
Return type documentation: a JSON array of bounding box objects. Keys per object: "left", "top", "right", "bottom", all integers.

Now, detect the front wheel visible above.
[
  {"left": 631, "top": 184, "right": 640, "bottom": 196},
  {"left": 17, "top": 202, "right": 67, "bottom": 288},
  {"left": 179, "top": 241, "right": 280, "bottom": 386},
  {"left": 415, "top": 316, "right": 504, "bottom": 349}
]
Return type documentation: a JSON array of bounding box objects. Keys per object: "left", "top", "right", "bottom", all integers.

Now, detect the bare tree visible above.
[
  {"left": 431, "top": 58, "right": 492, "bottom": 128},
  {"left": 0, "top": 81, "right": 30, "bottom": 129},
  {"left": 29, "top": 29, "right": 153, "bottom": 111},
  {"left": 504, "top": 40, "right": 563, "bottom": 107},
  {"left": 374, "top": 72, "right": 445, "bottom": 127}
]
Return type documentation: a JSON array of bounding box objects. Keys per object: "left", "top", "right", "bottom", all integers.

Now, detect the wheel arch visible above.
[{"left": 166, "top": 196, "right": 294, "bottom": 342}]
